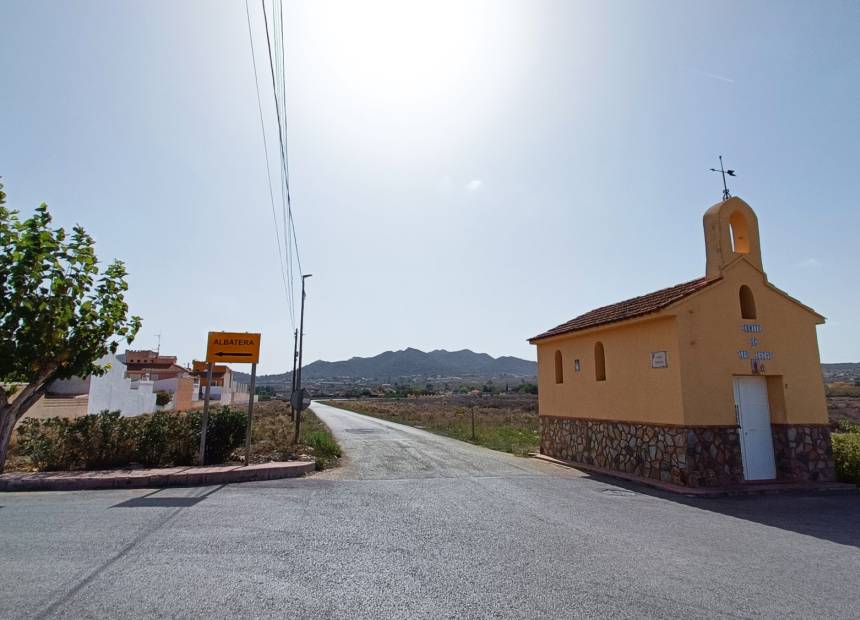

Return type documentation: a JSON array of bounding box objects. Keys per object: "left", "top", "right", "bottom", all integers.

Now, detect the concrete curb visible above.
[
  {"left": 531, "top": 453, "right": 858, "bottom": 497},
  {"left": 0, "top": 461, "right": 316, "bottom": 492}
]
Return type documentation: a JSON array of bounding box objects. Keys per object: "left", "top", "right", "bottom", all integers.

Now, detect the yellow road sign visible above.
[{"left": 206, "top": 331, "right": 261, "bottom": 364}]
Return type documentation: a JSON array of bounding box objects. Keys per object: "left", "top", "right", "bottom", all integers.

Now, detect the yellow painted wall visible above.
[
  {"left": 533, "top": 197, "right": 827, "bottom": 428},
  {"left": 536, "top": 316, "right": 685, "bottom": 425},
  {"left": 675, "top": 259, "right": 827, "bottom": 426}
]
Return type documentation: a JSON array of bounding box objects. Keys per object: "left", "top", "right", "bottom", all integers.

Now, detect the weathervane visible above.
[{"left": 709, "top": 155, "right": 736, "bottom": 201}]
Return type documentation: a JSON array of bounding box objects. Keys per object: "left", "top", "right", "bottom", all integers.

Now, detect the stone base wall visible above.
[
  {"left": 540, "top": 416, "right": 744, "bottom": 488},
  {"left": 771, "top": 424, "right": 835, "bottom": 482},
  {"left": 685, "top": 427, "right": 745, "bottom": 487}
]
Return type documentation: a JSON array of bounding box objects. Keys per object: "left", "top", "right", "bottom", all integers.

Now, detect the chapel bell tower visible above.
[{"left": 703, "top": 197, "right": 764, "bottom": 279}]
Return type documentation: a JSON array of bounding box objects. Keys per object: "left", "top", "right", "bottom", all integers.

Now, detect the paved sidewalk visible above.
[{"left": 0, "top": 460, "right": 315, "bottom": 492}]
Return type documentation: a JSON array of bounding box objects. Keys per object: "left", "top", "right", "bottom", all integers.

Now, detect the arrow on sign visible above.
[{"left": 215, "top": 352, "right": 253, "bottom": 357}]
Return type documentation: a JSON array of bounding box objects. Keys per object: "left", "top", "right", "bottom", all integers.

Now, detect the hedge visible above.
[
  {"left": 15, "top": 408, "right": 246, "bottom": 471},
  {"left": 832, "top": 431, "right": 860, "bottom": 485}
]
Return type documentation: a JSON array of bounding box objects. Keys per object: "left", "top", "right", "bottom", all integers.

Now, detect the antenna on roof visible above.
[
  {"left": 709, "top": 155, "right": 736, "bottom": 201},
  {"left": 155, "top": 333, "right": 162, "bottom": 356}
]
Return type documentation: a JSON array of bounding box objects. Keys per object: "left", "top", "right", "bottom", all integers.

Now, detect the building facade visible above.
[
  {"left": 23, "top": 354, "right": 157, "bottom": 420},
  {"left": 529, "top": 197, "right": 834, "bottom": 487}
]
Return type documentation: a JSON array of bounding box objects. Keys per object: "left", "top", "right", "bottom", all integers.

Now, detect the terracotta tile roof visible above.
[{"left": 529, "top": 276, "right": 720, "bottom": 342}]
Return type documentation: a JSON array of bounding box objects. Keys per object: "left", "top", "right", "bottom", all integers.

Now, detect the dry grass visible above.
[
  {"left": 320, "top": 394, "right": 539, "bottom": 456},
  {"left": 828, "top": 395, "right": 860, "bottom": 427},
  {"left": 246, "top": 399, "right": 341, "bottom": 470}
]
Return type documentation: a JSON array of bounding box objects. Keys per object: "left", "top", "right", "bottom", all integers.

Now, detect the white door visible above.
[{"left": 732, "top": 376, "right": 776, "bottom": 481}]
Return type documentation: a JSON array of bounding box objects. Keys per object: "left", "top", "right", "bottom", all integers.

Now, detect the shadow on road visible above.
[{"left": 584, "top": 473, "right": 860, "bottom": 548}]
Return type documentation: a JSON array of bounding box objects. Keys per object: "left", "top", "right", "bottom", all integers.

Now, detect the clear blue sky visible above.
[{"left": 2, "top": 0, "right": 858, "bottom": 373}]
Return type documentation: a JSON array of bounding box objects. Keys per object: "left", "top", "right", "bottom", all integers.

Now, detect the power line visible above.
[
  {"left": 244, "top": 0, "right": 294, "bottom": 326},
  {"left": 261, "top": 0, "right": 303, "bottom": 305}
]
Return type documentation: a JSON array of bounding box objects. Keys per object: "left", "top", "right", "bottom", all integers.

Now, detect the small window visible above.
[
  {"left": 729, "top": 211, "right": 750, "bottom": 254},
  {"left": 574, "top": 359, "right": 581, "bottom": 372},
  {"left": 594, "top": 342, "right": 606, "bottom": 381},
  {"left": 554, "top": 350, "right": 564, "bottom": 384},
  {"left": 739, "top": 285, "right": 757, "bottom": 320}
]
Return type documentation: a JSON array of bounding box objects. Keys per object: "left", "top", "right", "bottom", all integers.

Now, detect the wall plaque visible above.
[{"left": 651, "top": 351, "right": 668, "bottom": 369}]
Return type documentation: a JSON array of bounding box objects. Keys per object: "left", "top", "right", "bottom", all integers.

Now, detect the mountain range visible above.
[{"left": 235, "top": 348, "right": 537, "bottom": 385}]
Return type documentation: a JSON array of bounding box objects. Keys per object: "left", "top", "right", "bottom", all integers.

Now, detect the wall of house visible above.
[
  {"left": 676, "top": 259, "right": 828, "bottom": 427},
  {"left": 152, "top": 375, "right": 194, "bottom": 411},
  {"left": 87, "top": 354, "right": 157, "bottom": 416},
  {"left": 536, "top": 315, "right": 684, "bottom": 425},
  {"left": 47, "top": 376, "right": 90, "bottom": 396}
]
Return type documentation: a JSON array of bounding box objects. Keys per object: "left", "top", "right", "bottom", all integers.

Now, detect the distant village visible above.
[{"left": 23, "top": 349, "right": 252, "bottom": 421}]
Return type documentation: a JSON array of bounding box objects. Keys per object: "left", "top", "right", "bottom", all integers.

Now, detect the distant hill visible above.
[{"left": 235, "top": 348, "right": 537, "bottom": 386}]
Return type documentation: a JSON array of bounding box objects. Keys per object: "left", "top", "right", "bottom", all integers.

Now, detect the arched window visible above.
[
  {"left": 554, "top": 350, "right": 564, "bottom": 384},
  {"left": 739, "top": 285, "right": 757, "bottom": 320},
  {"left": 594, "top": 342, "right": 606, "bottom": 381},
  {"left": 729, "top": 211, "right": 750, "bottom": 254}
]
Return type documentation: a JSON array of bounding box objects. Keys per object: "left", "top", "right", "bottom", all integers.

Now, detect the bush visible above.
[
  {"left": 155, "top": 391, "right": 172, "bottom": 407},
  {"left": 15, "top": 408, "right": 247, "bottom": 471},
  {"left": 833, "top": 430, "right": 860, "bottom": 485},
  {"left": 194, "top": 407, "right": 247, "bottom": 465}
]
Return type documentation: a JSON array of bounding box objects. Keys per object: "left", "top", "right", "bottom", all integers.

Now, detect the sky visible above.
[{"left": 1, "top": 0, "right": 859, "bottom": 373}]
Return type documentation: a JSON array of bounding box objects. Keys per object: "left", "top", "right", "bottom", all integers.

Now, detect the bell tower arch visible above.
[{"left": 703, "top": 197, "right": 763, "bottom": 278}]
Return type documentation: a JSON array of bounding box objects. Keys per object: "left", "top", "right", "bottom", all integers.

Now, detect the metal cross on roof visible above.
[{"left": 709, "top": 155, "right": 736, "bottom": 201}]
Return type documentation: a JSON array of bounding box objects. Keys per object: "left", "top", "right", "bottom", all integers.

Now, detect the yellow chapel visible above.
[{"left": 529, "top": 197, "right": 834, "bottom": 487}]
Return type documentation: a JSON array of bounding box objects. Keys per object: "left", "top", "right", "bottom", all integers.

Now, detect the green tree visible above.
[{"left": 0, "top": 181, "right": 141, "bottom": 471}]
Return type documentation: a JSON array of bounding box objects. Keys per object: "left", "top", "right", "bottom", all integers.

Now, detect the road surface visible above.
[{"left": 1, "top": 401, "right": 858, "bottom": 618}]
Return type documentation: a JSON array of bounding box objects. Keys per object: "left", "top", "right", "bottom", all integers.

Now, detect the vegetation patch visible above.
[
  {"left": 13, "top": 408, "right": 245, "bottom": 471},
  {"left": 320, "top": 395, "right": 539, "bottom": 456},
  {"left": 8, "top": 401, "right": 341, "bottom": 472},
  {"left": 245, "top": 400, "right": 341, "bottom": 470},
  {"left": 833, "top": 420, "right": 860, "bottom": 485}
]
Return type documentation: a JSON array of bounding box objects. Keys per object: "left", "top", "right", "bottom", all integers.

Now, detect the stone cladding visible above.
[
  {"left": 540, "top": 416, "right": 745, "bottom": 487},
  {"left": 771, "top": 424, "right": 835, "bottom": 482}
]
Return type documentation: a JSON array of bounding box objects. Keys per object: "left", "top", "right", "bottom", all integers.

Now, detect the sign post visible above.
[
  {"left": 198, "top": 362, "right": 214, "bottom": 465},
  {"left": 202, "top": 331, "right": 261, "bottom": 467},
  {"left": 244, "top": 362, "right": 257, "bottom": 465}
]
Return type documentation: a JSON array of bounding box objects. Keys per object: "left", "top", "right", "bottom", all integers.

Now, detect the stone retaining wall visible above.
[{"left": 771, "top": 424, "right": 835, "bottom": 482}]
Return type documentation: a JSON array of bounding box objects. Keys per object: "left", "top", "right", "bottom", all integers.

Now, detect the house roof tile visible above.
[{"left": 529, "top": 276, "right": 720, "bottom": 342}]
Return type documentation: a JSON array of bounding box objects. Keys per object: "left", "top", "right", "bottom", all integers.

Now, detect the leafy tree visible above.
[{"left": 0, "top": 181, "right": 141, "bottom": 471}]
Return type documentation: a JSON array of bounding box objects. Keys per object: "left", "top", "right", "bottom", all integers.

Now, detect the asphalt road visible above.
[{"left": 1, "top": 401, "right": 858, "bottom": 619}]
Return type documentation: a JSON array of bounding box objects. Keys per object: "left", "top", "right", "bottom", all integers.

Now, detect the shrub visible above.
[
  {"left": 833, "top": 432, "right": 860, "bottom": 485},
  {"left": 134, "top": 410, "right": 196, "bottom": 467},
  {"left": 155, "top": 391, "right": 172, "bottom": 407},
  {"left": 837, "top": 419, "right": 860, "bottom": 435},
  {"left": 15, "top": 408, "right": 247, "bottom": 471},
  {"left": 194, "top": 407, "right": 247, "bottom": 465}
]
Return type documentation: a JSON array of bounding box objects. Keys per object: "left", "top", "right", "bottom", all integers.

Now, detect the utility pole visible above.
[
  {"left": 289, "top": 328, "right": 299, "bottom": 420},
  {"left": 293, "top": 274, "right": 312, "bottom": 443}
]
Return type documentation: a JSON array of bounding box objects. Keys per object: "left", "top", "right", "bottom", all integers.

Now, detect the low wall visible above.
[{"left": 20, "top": 396, "right": 89, "bottom": 421}]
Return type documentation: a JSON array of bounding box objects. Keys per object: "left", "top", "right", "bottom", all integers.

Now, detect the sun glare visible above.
[{"left": 311, "top": 1, "right": 488, "bottom": 106}]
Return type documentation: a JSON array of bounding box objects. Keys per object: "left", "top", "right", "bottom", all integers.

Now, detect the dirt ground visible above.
[{"left": 828, "top": 396, "right": 860, "bottom": 427}]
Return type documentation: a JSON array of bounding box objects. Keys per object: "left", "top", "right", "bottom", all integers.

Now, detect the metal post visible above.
[
  {"left": 199, "top": 362, "right": 214, "bottom": 465},
  {"left": 293, "top": 274, "right": 311, "bottom": 443},
  {"left": 244, "top": 362, "right": 257, "bottom": 466},
  {"left": 719, "top": 155, "right": 729, "bottom": 200},
  {"left": 290, "top": 328, "right": 298, "bottom": 420},
  {"left": 470, "top": 405, "right": 476, "bottom": 441}
]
